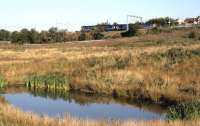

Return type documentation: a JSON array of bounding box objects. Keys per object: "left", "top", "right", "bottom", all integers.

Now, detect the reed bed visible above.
[
  {"left": 0, "top": 75, "right": 6, "bottom": 88},
  {"left": 25, "top": 73, "right": 70, "bottom": 91}
]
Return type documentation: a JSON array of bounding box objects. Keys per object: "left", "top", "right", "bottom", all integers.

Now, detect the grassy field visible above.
[{"left": 0, "top": 28, "right": 200, "bottom": 125}]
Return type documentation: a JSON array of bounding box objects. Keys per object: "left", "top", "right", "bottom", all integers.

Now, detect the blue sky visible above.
[{"left": 0, "top": 0, "right": 199, "bottom": 31}]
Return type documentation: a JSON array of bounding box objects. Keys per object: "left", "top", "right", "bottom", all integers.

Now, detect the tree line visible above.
[
  {"left": 146, "top": 17, "right": 177, "bottom": 27},
  {"left": 0, "top": 27, "right": 104, "bottom": 44},
  {"left": 0, "top": 17, "right": 178, "bottom": 44}
]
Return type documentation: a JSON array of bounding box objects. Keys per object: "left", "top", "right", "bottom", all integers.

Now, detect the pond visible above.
[{"left": 0, "top": 87, "right": 166, "bottom": 120}]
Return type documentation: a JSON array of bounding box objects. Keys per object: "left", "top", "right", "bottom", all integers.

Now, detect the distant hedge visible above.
[{"left": 0, "top": 27, "right": 104, "bottom": 44}]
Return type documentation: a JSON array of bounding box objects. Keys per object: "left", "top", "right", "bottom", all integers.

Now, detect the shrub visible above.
[
  {"left": 151, "top": 27, "right": 162, "bottom": 34},
  {"left": 191, "top": 48, "right": 200, "bottom": 56},
  {"left": 156, "top": 40, "right": 165, "bottom": 45},
  {"left": 188, "top": 31, "right": 196, "bottom": 39},
  {"left": 90, "top": 30, "right": 104, "bottom": 40},
  {"left": 104, "top": 32, "right": 121, "bottom": 39},
  {"left": 78, "top": 32, "right": 87, "bottom": 41},
  {"left": 121, "top": 24, "right": 139, "bottom": 37},
  {"left": 138, "top": 48, "right": 200, "bottom": 66},
  {"left": 167, "top": 101, "right": 200, "bottom": 120},
  {"left": 121, "top": 30, "right": 137, "bottom": 37},
  {"left": 113, "top": 55, "right": 132, "bottom": 69},
  {"left": 165, "top": 48, "right": 192, "bottom": 65}
]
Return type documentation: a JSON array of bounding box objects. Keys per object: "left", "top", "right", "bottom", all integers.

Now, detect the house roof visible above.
[
  {"left": 185, "top": 18, "right": 195, "bottom": 23},
  {"left": 185, "top": 16, "right": 200, "bottom": 23}
]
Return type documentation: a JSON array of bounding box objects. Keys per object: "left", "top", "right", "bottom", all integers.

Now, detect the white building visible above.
[{"left": 177, "top": 19, "right": 185, "bottom": 25}]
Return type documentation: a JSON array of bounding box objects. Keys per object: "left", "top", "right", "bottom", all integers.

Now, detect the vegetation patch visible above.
[
  {"left": 140, "top": 48, "right": 200, "bottom": 65},
  {"left": 167, "top": 101, "right": 200, "bottom": 120},
  {"left": 26, "top": 73, "right": 70, "bottom": 91},
  {"left": 0, "top": 75, "right": 6, "bottom": 88},
  {"left": 188, "top": 31, "right": 196, "bottom": 39},
  {"left": 113, "top": 54, "right": 132, "bottom": 69},
  {"left": 165, "top": 48, "right": 193, "bottom": 64},
  {"left": 121, "top": 24, "right": 140, "bottom": 37}
]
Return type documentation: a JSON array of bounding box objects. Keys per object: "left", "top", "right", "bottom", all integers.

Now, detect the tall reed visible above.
[{"left": 26, "top": 73, "right": 70, "bottom": 91}]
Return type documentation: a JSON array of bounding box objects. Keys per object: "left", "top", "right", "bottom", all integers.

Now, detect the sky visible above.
[{"left": 0, "top": 0, "right": 199, "bottom": 31}]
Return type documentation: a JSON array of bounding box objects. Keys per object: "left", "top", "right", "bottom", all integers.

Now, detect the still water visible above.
[{"left": 1, "top": 88, "right": 166, "bottom": 120}]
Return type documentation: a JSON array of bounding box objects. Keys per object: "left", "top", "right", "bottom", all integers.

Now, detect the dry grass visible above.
[{"left": 0, "top": 29, "right": 200, "bottom": 103}]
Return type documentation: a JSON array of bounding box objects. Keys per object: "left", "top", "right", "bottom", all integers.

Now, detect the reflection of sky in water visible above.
[{"left": 3, "top": 93, "right": 165, "bottom": 120}]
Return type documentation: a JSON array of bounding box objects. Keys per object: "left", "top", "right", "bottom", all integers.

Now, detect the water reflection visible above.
[{"left": 1, "top": 87, "right": 166, "bottom": 120}]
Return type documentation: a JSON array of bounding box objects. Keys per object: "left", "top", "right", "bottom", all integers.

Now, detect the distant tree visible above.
[
  {"left": 96, "top": 22, "right": 110, "bottom": 32},
  {"left": 96, "top": 25, "right": 105, "bottom": 32},
  {"left": 121, "top": 23, "right": 140, "bottom": 37},
  {"left": 40, "top": 31, "right": 49, "bottom": 43},
  {"left": 29, "top": 29, "right": 40, "bottom": 43},
  {"left": 78, "top": 32, "right": 86, "bottom": 41},
  {"left": 8, "top": 26, "right": 104, "bottom": 44},
  {"left": 0, "top": 29, "right": 10, "bottom": 41},
  {"left": 11, "top": 29, "right": 36, "bottom": 44},
  {"left": 11, "top": 31, "right": 23, "bottom": 44},
  {"left": 146, "top": 17, "right": 176, "bottom": 27},
  {"left": 90, "top": 29, "right": 104, "bottom": 40},
  {"left": 112, "top": 22, "right": 119, "bottom": 31},
  {"left": 48, "top": 27, "right": 58, "bottom": 42},
  {"left": 20, "top": 29, "right": 32, "bottom": 43},
  {"left": 56, "top": 29, "right": 67, "bottom": 42}
]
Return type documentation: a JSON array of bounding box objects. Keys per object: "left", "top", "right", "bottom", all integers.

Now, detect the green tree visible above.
[
  {"left": 11, "top": 31, "right": 22, "bottom": 44},
  {"left": 0, "top": 29, "right": 10, "bottom": 41},
  {"left": 56, "top": 29, "right": 67, "bottom": 42},
  {"left": 20, "top": 28, "right": 32, "bottom": 43},
  {"left": 90, "top": 29, "right": 104, "bottom": 40},
  {"left": 121, "top": 23, "right": 140, "bottom": 37},
  {"left": 40, "top": 31, "right": 49, "bottom": 43},
  {"left": 29, "top": 29, "right": 39, "bottom": 43},
  {"left": 48, "top": 27, "right": 58, "bottom": 42},
  {"left": 146, "top": 17, "right": 176, "bottom": 27},
  {"left": 78, "top": 32, "right": 87, "bottom": 41}
]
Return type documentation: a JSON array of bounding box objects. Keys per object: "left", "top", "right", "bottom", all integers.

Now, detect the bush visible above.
[
  {"left": 121, "top": 24, "right": 139, "bottom": 37},
  {"left": 121, "top": 30, "right": 137, "bottom": 37},
  {"left": 191, "top": 48, "right": 200, "bottom": 56},
  {"left": 90, "top": 30, "right": 104, "bottom": 40},
  {"left": 78, "top": 32, "right": 86, "bottom": 41},
  {"left": 188, "top": 31, "right": 196, "bottom": 39},
  {"left": 151, "top": 27, "right": 162, "bottom": 34},
  {"left": 146, "top": 17, "right": 177, "bottom": 27},
  {"left": 167, "top": 101, "right": 200, "bottom": 120},
  {"left": 165, "top": 48, "right": 191, "bottom": 64},
  {"left": 139, "top": 48, "right": 200, "bottom": 66},
  {"left": 104, "top": 32, "right": 122, "bottom": 39},
  {"left": 113, "top": 55, "right": 132, "bottom": 69}
]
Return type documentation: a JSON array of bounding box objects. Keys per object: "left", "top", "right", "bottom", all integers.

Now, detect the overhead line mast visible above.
[{"left": 126, "top": 15, "right": 143, "bottom": 31}]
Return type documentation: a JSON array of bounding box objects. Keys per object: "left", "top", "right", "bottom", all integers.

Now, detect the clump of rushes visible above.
[
  {"left": 26, "top": 73, "right": 70, "bottom": 91},
  {"left": 0, "top": 75, "right": 6, "bottom": 88},
  {"left": 167, "top": 101, "right": 200, "bottom": 120}
]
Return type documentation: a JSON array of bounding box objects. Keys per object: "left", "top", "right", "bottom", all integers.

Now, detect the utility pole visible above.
[{"left": 168, "top": 19, "right": 171, "bottom": 27}]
